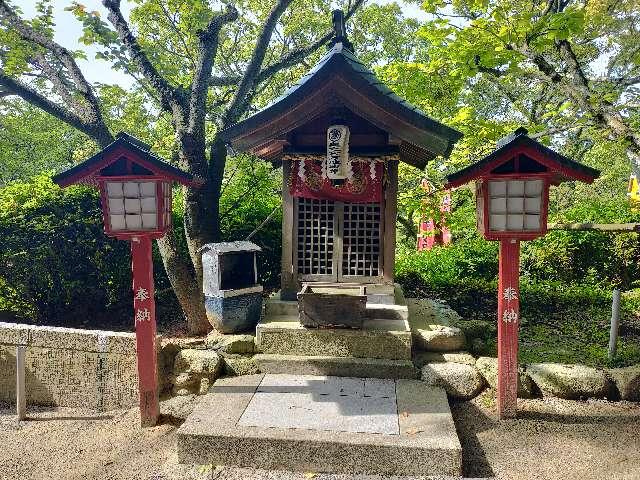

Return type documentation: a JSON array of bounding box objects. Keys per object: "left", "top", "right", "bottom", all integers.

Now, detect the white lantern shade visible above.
[
  {"left": 507, "top": 197, "right": 524, "bottom": 212},
  {"left": 489, "top": 181, "right": 507, "bottom": 197},
  {"left": 125, "top": 214, "right": 142, "bottom": 229},
  {"left": 508, "top": 180, "right": 525, "bottom": 196},
  {"left": 123, "top": 182, "right": 139, "bottom": 197},
  {"left": 141, "top": 197, "right": 157, "bottom": 213},
  {"left": 104, "top": 180, "right": 161, "bottom": 232},
  {"left": 524, "top": 214, "right": 541, "bottom": 230},
  {"left": 490, "top": 197, "right": 506, "bottom": 213},
  {"left": 525, "top": 179, "right": 544, "bottom": 196},
  {"left": 139, "top": 181, "right": 156, "bottom": 197},
  {"left": 110, "top": 214, "right": 126, "bottom": 231},
  {"left": 507, "top": 214, "right": 524, "bottom": 230},
  {"left": 108, "top": 198, "right": 124, "bottom": 214},
  {"left": 490, "top": 214, "right": 507, "bottom": 230},
  {"left": 142, "top": 213, "right": 157, "bottom": 228},
  {"left": 124, "top": 198, "right": 141, "bottom": 213},
  {"left": 525, "top": 196, "right": 541, "bottom": 213},
  {"left": 488, "top": 178, "right": 544, "bottom": 232},
  {"left": 107, "top": 182, "right": 124, "bottom": 197}
]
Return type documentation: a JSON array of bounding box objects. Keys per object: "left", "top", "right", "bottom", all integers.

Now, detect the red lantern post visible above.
[
  {"left": 497, "top": 238, "right": 520, "bottom": 417},
  {"left": 447, "top": 127, "right": 599, "bottom": 418},
  {"left": 53, "top": 132, "right": 202, "bottom": 426}
]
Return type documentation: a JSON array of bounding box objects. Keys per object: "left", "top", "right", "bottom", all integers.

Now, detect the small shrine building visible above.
[{"left": 222, "top": 12, "right": 462, "bottom": 300}]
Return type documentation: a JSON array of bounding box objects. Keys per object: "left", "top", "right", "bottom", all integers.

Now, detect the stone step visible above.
[
  {"left": 264, "top": 299, "right": 408, "bottom": 321},
  {"left": 256, "top": 317, "right": 412, "bottom": 360},
  {"left": 254, "top": 354, "right": 419, "bottom": 379},
  {"left": 366, "top": 293, "right": 395, "bottom": 304},
  {"left": 263, "top": 298, "right": 298, "bottom": 317},
  {"left": 177, "top": 374, "right": 462, "bottom": 477}
]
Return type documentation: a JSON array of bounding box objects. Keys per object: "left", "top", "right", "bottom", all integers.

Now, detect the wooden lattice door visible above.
[
  {"left": 341, "top": 202, "right": 382, "bottom": 281},
  {"left": 295, "top": 198, "right": 382, "bottom": 282}
]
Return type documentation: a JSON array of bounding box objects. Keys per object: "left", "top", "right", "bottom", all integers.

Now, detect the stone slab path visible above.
[
  {"left": 177, "top": 374, "right": 462, "bottom": 476},
  {"left": 238, "top": 375, "right": 399, "bottom": 435}
]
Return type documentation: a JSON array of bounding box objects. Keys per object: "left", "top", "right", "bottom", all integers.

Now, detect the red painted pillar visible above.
[
  {"left": 497, "top": 238, "right": 520, "bottom": 419},
  {"left": 130, "top": 236, "right": 159, "bottom": 427}
]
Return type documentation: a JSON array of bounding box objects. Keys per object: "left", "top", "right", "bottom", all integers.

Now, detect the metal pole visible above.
[
  {"left": 608, "top": 288, "right": 621, "bottom": 360},
  {"left": 16, "top": 345, "right": 26, "bottom": 421}
]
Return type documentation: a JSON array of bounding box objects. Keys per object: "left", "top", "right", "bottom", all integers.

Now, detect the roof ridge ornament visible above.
[
  {"left": 496, "top": 126, "right": 529, "bottom": 149},
  {"left": 328, "top": 9, "right": 354, "bottom": 52}
]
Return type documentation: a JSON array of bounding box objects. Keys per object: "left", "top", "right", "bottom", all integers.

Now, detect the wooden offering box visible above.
[{"left": 297, "top": 283, "right": 367, "bottom": 329}]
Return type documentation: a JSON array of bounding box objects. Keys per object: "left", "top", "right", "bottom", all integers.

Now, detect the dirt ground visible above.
[{"left": 1, "top": 391, "right": 639, "bottom": 480}]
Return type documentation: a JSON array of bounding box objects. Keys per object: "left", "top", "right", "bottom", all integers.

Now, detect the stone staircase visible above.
[{"left": 254, "top": 288, "right": 418, "bottom": 379}]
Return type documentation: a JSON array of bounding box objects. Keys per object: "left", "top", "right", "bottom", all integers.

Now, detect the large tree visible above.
[
  {"left": 0, "top": 0, "right": 425, "bottom": 334},
  {"left": 412, "top": 0, "right": 640, "bottom": 174}
]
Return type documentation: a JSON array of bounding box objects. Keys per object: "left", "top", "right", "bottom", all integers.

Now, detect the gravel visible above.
[{"left": 1, "top": 392, "right": 639, "bottom": 480}]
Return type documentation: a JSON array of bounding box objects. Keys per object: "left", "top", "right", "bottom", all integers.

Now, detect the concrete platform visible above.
[
  {"left": 177, "top": 374, "right": 462, "bottom": 476},
  {"left": 257, "top": 317, "right": 412, "bottom": 360},
  {"left": 254, "top": 354, "right": 419, "bottom": 379}
]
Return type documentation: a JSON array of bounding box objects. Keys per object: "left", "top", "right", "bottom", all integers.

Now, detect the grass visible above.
[{"left": 399, "top": 273, "right": 640, "bottom": 368}]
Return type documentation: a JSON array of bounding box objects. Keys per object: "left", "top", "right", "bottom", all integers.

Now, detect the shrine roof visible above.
[
  {"left": 220, "top": 42, "right": 462, "bottom": 169},
  {"left": 52, "top": 132, "right": 203, "bottom": 188},
  {"left": 446, "top": 127, "right": 600, "bottom": 187}
]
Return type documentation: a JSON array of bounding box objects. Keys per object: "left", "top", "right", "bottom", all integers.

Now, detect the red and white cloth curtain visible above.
[{"left": 290, "top": 158, "right": 384, "bottom": 203}]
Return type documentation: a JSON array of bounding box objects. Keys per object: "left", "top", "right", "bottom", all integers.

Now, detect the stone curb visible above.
[{"left": 0, "top": 322, "right": 139, "bottom": 354}]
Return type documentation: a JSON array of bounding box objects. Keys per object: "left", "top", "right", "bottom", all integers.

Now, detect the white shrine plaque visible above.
[{"left": 326, "top": 125, "right": 350, "bottom": 179}]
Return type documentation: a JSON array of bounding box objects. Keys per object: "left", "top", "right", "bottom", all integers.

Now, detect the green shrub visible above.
[
  {"left": 0, "top": 173, "right": 132, "bottom": 324},
  {"left": 0, "top": 157, "right": 284, "bottom": 328}
]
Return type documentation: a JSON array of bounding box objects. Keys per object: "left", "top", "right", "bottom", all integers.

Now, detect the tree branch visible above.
[
  {"left": 0, "top": 0, "right": 106, "bottom": 128},
  {"left": 188, "top": 4, "right": 238, "bottom": 134},
  {"left": 0, "top": 70, "right": 113, "bottom": 146},
  {"left": 210, "top": 0, "right": 365, "bottom": 92},
  {"left": 222, "top": 0, "right": 294, "bottom": 126},
  {"left": 102, "top": 0, "right": 180, "bottom": 114}
]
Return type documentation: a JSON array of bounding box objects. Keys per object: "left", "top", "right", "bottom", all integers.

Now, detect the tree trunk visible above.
[
  {"left": 154, "top": 133, "right": 229, "bottom": 335},
  {"left": 156, "top": 233, "right": 209, "bottom": 335}
]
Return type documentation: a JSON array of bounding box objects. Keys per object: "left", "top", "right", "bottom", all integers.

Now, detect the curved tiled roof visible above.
[{"left": 221, "top": 43, "right": 462, "bottom": 167}]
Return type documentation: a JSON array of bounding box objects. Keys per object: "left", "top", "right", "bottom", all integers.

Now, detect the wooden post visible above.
[
  {"left": 130, "top": 236, "right": 159, "bottom": 427},
  {"left": 497, "top": 238, "right": 520, "bottom": 419},
  {"left": 608, "top": 288, "right": 622, "bottom": 360},
  {"left": 382, "top": 159, "right": 398, "bottom": 283},
  {"left": 281, "top": 161, "right": 297, "bottom": 300},
  {"left": 16, "top": 345, "right": 26, "bottom": 421}
]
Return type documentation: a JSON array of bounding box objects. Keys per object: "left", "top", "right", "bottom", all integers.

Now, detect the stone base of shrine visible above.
[
  {"left": 176, "top": 374, "right": 462, "bottom": 476},
  {"left": 257, "top": 289, "right": 412, "bottom": 363}
]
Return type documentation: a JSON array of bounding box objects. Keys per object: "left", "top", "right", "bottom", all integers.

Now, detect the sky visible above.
[{"left": 12, "top": 0, "right": 428, "bottom": 88}]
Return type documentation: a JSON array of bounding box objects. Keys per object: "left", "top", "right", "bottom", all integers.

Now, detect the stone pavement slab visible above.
[
  {"left": 239, "top": 375, "right": 398, "bottom": 434},
  {"left": 177, "top": 374, "right": 462, "bottom": 476}
]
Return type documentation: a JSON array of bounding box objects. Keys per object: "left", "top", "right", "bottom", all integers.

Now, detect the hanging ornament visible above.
[{"left": 370, "top": 159, "right": 377, "bottom": 180}]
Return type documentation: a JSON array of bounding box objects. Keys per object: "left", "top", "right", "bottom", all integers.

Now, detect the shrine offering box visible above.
[{"left": 297, "top": 283, "right": 367, "bottom": 329}]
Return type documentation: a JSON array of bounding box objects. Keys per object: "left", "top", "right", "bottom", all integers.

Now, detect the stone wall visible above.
[{"left": 0, "top": 322, "right": 139, "bottom": 410}]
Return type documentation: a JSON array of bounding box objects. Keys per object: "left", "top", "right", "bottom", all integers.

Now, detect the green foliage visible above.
[
  {"left": 396, "top": 238, "right": 498, "bottom": 286},
  {"left": 0, "top": 101, "right": 89, "bottom": 185},
  {"left": 399, "top": 255, "right": 640, "bottom": 367},
  {"left": 0, "top": 173, "right": 131, "bottom": 324},
  {"left": 0, "top": 153, "right": 283, "bottom": 327},
  {"left": 218, "top": 154, "right": 282, "bottom": 288}
]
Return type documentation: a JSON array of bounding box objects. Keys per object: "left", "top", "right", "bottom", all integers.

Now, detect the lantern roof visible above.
[
  {"left": 446, "top": 127, "right": 600, "bottom": 188},
  {"left": 52, "top": 132, "right": 204, "bottom": 188},
  {"left": 220, "top": 11, "right": 462, "bottom": 169}
]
